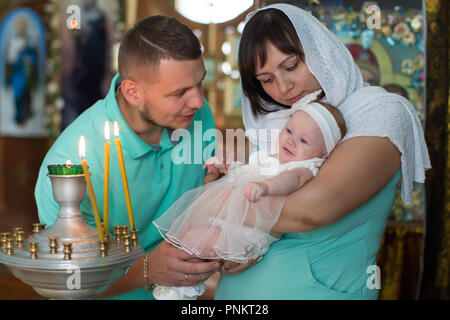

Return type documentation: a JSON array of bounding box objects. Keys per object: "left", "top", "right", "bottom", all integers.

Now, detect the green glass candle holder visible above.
[{"left": 48, "top": 165, "right": 84, "bottom": 175}]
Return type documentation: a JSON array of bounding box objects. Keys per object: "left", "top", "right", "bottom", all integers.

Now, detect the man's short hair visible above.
[{"left": 118, "top": 15, "right": 202, "bottom": 81}]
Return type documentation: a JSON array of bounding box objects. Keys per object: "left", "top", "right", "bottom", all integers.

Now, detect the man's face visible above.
[{"left": 137, "top": 57, "right": 206, "bottom": 130}]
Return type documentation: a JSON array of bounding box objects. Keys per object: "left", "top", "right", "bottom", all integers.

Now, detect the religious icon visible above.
[
  {"left": 0, "top": 8, "right": 46, "bottom": 136},
  {"left": 346, "top": 44, "right": 380, "bottom": 86}
]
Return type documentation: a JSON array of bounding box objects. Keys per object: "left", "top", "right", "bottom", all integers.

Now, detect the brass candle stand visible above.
[{"left": 0, "top": 173, "right": 143, "bottom": 299}]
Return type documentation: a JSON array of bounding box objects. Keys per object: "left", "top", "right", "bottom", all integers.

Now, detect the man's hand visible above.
[
  {"left": 242, "top": 181, "right": 269, "bottom": 202},
  {"left": 147, "top": 241, "right": 221, "bottom": 287}
]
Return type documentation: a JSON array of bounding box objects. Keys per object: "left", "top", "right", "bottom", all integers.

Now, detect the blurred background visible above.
[{"left": 0, "top": 0, "right": 447, "bottom": 300}]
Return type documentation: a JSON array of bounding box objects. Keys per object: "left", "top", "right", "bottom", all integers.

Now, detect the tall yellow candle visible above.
[
  {"left": 113, "top": 121, "right": 136, "bottom": 231},
  {"left": 103, "top": 122, "right": 111, "bottom": 236},
  {"left": 78, "top": 135, "right": 105, "bottom": 243}
]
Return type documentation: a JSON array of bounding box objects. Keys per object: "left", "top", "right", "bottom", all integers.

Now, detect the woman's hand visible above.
[
  {"left": 217, "top": 243, "right": 264, "bottom": 275},
  {"left": 218, "top": 256, "right": 262, "bottom": 275},
  {"left": 242, "top": 181, "right": 269, "bottom": 202}
]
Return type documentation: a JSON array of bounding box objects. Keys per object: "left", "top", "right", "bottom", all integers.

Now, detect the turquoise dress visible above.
[{"left": 215, "top": 170, "right": 401, "bottom": 300}]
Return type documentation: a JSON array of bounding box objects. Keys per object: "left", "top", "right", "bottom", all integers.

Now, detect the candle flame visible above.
[
  {"left": 104, "top": 121, "right": 110, "bottom": 140},
  {"left": 78, "top": 135, "right": 86, "bottom": 158},
  {"left": 113, "top": 121, "right": 120, "bottom": 137}
]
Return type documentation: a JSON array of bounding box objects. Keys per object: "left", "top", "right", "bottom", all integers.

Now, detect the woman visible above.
[{"left": 214, "top": 4, "right": 430, "bottom": 300}]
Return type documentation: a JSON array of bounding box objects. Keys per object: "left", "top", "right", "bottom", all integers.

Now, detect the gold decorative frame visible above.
[
  {"left": 418, "top": 0, "right": 449, "bottom": 299},
  {"left": 223, "top": 27, "right": 242, "bottom": 117}
]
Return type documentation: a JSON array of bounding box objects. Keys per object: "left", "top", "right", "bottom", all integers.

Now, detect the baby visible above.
[{"left": 152, "top": 90, "right": 346, "bottom": 299}]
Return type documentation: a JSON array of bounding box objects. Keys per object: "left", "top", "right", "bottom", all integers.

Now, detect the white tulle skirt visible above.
[{"left": 153, "top": 163, "right": 286, "bottom": 263}]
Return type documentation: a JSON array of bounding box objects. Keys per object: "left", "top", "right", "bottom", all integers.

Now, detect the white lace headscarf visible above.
[{"left": 240, "top": 3, "right": 431, "bottom": 204}]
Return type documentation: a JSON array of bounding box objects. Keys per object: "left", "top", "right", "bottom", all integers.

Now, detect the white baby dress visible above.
[{"left": 153, "top": 151, "right": 324, "bottom": 263}]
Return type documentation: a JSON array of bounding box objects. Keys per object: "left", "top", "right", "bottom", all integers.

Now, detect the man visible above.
[{"left": 35, "top": 15, "right": 220, "bottom": 299}]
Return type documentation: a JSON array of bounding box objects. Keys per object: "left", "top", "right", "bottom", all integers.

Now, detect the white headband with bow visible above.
[{"left": 290, "top": 90, "right": 341, "bottom": 155}]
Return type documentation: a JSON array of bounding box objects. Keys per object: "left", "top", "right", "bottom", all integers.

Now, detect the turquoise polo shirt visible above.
[{"left": 34, "top": 74, "right": 216, "bottom": 299}]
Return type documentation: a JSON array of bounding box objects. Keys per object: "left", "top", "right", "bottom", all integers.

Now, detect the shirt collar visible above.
[{"left": 104, "top": 74, "right": 178, "bottom": 159}]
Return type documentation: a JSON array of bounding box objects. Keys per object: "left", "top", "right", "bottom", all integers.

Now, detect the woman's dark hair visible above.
[{"left": 239, "top": 9, "right": 306, "bottom": 116}]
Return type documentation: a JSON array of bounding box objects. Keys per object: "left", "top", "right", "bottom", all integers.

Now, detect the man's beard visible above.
[{"left": 139, "top": 102, "right": 175, "bottom": 131}]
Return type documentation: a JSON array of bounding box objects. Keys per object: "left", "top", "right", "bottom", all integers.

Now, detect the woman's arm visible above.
[
  {"left": 242, "top": 167, "right": 313, "bottom": 202},
  {"left": 221, "top": 136, "right": 401, "bottom": 274},
  {"left": 266, "top": 167, "right": 314, "bottom": 196},
  {"left": 271, "top": 136, "right": 401, "bottom": 233}
]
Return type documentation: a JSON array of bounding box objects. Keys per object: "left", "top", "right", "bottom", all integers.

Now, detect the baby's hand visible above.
[
  {"left": 202, "top": 156, "right": 231, "bottom": 184},
  {"left": 243, "top": 181, "right": 269, "bottom": 202},
  {"left": 202, "top": 156, "right": 230, "bottom": 175}
]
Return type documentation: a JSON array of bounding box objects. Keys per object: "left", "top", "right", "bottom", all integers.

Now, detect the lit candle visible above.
[
  {"left": 63, "top": 160, "right": 71, "bottom": 175},
  {"left": 78, "top": 135, "right": 105, "bottom": 243},
  {"left": 103, "top": 122, "right": 111, "bottom": 236},
  {"left": 113, "top": 121, "right": 135, "bottom": 231}
]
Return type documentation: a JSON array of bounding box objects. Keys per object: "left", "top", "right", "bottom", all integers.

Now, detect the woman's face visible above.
[{"left": 255, "top": 41, "right": 322, "bottom": 106}]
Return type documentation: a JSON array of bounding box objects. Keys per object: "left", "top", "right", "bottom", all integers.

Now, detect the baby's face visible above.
[{"left": 277, "top": 111, "right": 327, "bottom": 163}]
